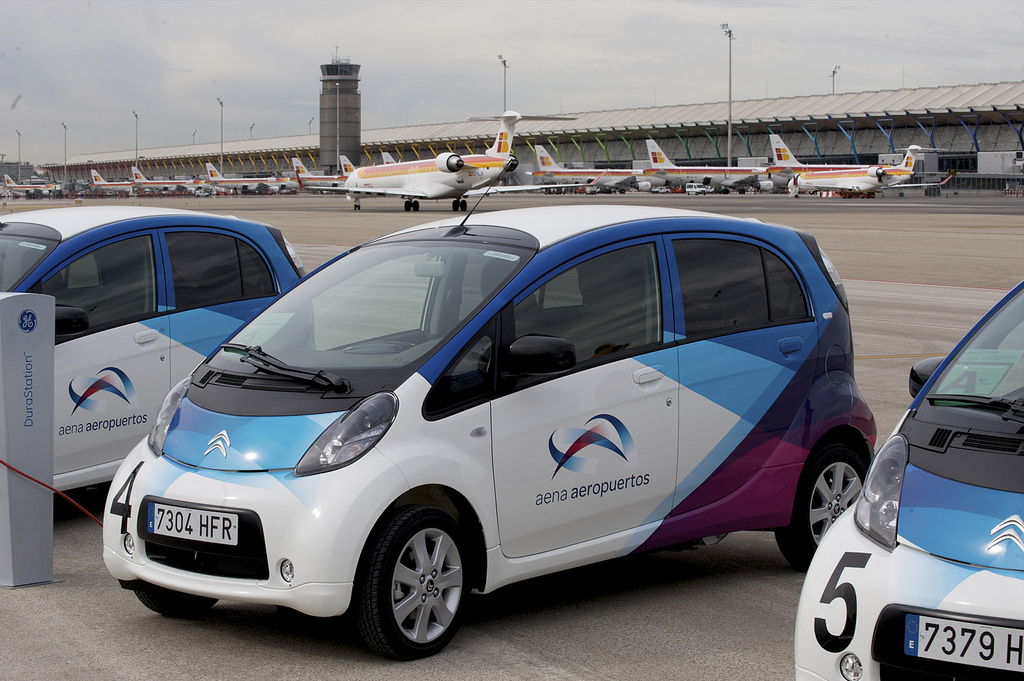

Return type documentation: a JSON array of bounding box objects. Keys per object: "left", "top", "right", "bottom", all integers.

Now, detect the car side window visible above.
[
  {"left": 424, "top": 319, "right": 496, "bottom": 418},
  {"left": 165, "top": 231, "right": 275, "bottom": 310},
  {"left": 513, "top": 242, "right": 661, "bottom": 362},
  {"left": 37, "top": 235, "right": 157, "bottom": 333},
  {"left": 673, "top": 238, "right": 808, "bottom": 339}
]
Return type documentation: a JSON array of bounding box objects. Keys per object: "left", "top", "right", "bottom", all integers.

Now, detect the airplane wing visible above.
[
  {"left": 721, "top": 173, "right": 766, "bottom": 189},
  {"left": 291, "top": 185, "right": 431, "bottom": 199},
  {"left": 465, "top": 180, "right": 596, "bottom": 196}
]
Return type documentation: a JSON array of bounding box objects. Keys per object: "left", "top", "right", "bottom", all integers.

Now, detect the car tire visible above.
[
  {"left": 355, "top": 506, "right": 466, "bottom": 660},
  {"left": 775, "top": 443, "right": 866, "bottom": 571},
  {"left": 133, "top": 582, "right": 218, "bottom": 618}
]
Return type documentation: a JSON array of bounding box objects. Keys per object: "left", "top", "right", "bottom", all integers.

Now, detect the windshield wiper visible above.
[
  {"left": 220, "top": 343, "right": 351, "bottom": 393},
  {"left": 927, "top": 394, "right": 1024, "bottom": 424}
]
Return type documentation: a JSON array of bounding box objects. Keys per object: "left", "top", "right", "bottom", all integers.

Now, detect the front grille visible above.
[{"left": 144, "top": 543, "right": 269, "bottom": 580}]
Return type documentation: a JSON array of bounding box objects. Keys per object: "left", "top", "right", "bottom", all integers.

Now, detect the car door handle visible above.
[
  {"left": 633, "top": 365, "right": 664, "bottom": 384},
  {"left": 134, "top": 329, "right": 159, "bottom": 344},
  {"left": 778, "top": 337, "right": 803, "bottom": 355}
]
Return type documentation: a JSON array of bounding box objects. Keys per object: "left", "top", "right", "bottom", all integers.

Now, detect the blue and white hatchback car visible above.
[
  {"left": 795, "top": 281, "right": 1024, "bottom": 681},
  {"left": 0, "top": 206, "right": 303, "bottom": 489},
  {"left": 103, "top": 205, "right": 876, "bottom": 658}
]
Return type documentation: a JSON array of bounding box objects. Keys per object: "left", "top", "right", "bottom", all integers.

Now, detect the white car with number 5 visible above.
[{"left": 795, "top": 280, "right": 1024, "bottom": 681}]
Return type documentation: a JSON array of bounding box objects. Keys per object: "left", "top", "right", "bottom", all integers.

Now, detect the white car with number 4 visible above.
[{"left": 795, "top": 280, "right": 1024, "bottom": 681}]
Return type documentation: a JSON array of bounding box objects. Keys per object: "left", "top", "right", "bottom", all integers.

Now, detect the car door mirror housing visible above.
[
  {"left": 506, "top": 334, "right": 576, "bottom": 376},
  {"left": 909, "top": 355, "right": 944, "bottom": 398},
  {"left": 55, "top": 304, "right": 89, "bottom": 339}
]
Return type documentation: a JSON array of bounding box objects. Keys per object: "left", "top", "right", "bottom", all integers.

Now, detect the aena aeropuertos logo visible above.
[
  {"left": 69, "top": 367, "right": 135, "bottom": 414},
  {"left": 548, "top": 414, "right": 635, "bottom": 478}
]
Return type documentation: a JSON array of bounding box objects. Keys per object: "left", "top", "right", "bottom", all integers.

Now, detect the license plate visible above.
[
  {"left": 905, "top": 613, "right": 1024, "bottom": 672},
  {"left": 147, "top": 502, "right": 239, "bottom": 546}
]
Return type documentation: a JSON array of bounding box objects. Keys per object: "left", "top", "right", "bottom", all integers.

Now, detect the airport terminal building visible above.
[{"left": 44, "top": 79, "right": 1024, "bottom": 189}]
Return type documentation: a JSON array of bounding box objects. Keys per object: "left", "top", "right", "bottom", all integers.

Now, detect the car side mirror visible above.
[
  {"left": 506, "top": 334, "right": 576, "bottom": 376},
  {"left": 55, "top": 305, "right": 89, "bottom": 340},
  {"left": 909, "top": 355, "right": 944, "bottom": 398}
]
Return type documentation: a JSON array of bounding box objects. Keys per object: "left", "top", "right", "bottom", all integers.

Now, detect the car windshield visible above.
[
  {"left": 0, "top": 233, "right": 54, "bottom": 291},
  {"left": 927, "top": 286, "right": 1024, "bottom": 404},
  {"left": 223, "top": 238, "right": 526, "bottom": 373}
]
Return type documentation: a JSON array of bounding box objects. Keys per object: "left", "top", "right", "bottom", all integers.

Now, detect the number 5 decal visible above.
[{"left": 814, "top": 552, "right": 871, "bottom": 653}]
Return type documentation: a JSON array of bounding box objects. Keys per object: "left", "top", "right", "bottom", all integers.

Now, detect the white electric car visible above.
[
  {"left": 795, "top": 280, "right": 1023, "bottom": 681},
  {"left": 103, "top": 205, "right": 876, "bottom": 659}
]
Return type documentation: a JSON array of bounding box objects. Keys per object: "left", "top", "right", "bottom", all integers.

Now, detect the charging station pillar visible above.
[{"left": 0, "top": 293, "right": 54, "bottom": 587}]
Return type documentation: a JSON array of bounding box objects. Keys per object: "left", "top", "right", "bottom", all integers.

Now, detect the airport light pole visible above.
[
  {"left": 249, "top": 123, "right": 254, "bottom": 140},
  {"left": 192, "top": 129, "right": 197, "bottom": 145},
  {"left": 308, "top": 116, "right": 314, "bottom": 134},
  {"left": 16, "top": 130, "right": 21, "bottom": 182},
  {"left": 831, "top": 65, "right": 841, "bottom": 95},
  {"left": 133, "top": 111, "right": 139, "bottom": 168},
  {"left": 497, "top": 54, "right": 508, "bottom": 112},
  {"left": 217, "top": 97, "right": 224, "bottom": 173},
  {"left": 721, "top": 24, "right": 734, "bottom": 167},
  {"left": 61, "top": 122, "right": 67, "bottom": 185}
]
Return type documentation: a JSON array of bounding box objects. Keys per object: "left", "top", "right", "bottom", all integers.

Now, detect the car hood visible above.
[
  {"left": 162, "top": 398, "right": 343, "bottom": 472},
  {"left": 898, "top": 463, "right": 1024, "bottom": 572}
]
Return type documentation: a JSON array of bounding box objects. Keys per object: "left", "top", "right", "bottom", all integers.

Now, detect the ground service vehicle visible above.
[
  {"left": 0, "top": 206, "right": 303, "bottom": 489},
  {"left": 102, "top": 205, "right": 875, "bottom": 659},
  {"left": 685, "top": 182, "right": 710, "bottom": 195},
  {"left": 795, "top": 280, "right": 1024, "bottom": 681}
]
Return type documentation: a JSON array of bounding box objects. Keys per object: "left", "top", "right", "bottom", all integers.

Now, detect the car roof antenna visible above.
[{"left": 456, "top": 155, "right": 518, "bottom": 230}]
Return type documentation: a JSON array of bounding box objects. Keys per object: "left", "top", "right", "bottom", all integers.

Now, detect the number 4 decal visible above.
[
  {"left": 814, "top": 552, "right": 871, "bottom": 653},
  {"left": 108, "top": 462, "right": 144, "bottom": 534}
]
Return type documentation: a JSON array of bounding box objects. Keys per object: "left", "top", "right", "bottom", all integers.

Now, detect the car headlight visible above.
[
  {"left": 295, "top": 392, "right": 398, "bottom": 476},
  {"left": 854, "top": 435, "right": 908, "bottom": 549},
  {"left": 147, "top": 377, "right": 190, "bottom": 456}
]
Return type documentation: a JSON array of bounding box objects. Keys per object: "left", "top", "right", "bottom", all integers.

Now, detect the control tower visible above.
[{"left": 319, "top": 58, "right": 361, "bottom": 173}]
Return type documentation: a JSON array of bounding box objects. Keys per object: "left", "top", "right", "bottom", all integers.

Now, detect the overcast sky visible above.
[{"left": 3, "top": 0, "right": 1022, "bottom": 167}]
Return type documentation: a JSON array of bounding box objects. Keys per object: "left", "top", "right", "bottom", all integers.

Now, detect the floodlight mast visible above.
[{"left": 721, "top": 24, "right": 735, "bottom": 167}]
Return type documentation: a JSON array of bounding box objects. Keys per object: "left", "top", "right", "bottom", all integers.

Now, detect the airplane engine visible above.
[
  {"left": 436, "top": 152, "right": 465, "bottom": 173},
  {"left": 867, "top": 167, "right": 886, "bottom": 178},
  {"left": 635, "top": 181, "right": 652, "bottom": 192},
  {"left": 503, "top": 154, "right": 519, "bottom": 173},
  {"left": 757, "top": 180, "right": 774, "bottom": 192}
]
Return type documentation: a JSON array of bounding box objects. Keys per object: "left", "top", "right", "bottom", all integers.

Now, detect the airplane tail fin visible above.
[
  {"left": 338, "top": 155, "right": 356, "bottom": 176},
  {"left": 291, "top": 157, "right": 309, "bottom": 177},
  {"left": 131, "top": 166, "right": 147, "bottom": 182},
  {"left": 645, "top": 139, "right": 676, "bottom": 169},
  {"left": 380, "top": 151, "right": 397, "bottom": 165},
  {"left": 90, "top": 169, "right": 105, "bottom": 184},
  {"left": 3, "top": 175, "right": 13, "bottom": 187},
  {"left": 769, "top": 134, "right": 803, "bottom": 167},
  {"left": 534, "top": 145, "right": 564, "bottom": 171},
  {"left": 483, "top": 111, "right": 523, "bottom": 159},
  {"left": 899, "top": 145, "right": 922, "bottom": 170},
  {"left": 205, "top": 163, "right": 222, "bottom": 180}
]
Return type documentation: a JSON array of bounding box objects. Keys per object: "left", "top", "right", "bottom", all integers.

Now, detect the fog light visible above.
[
  {"left": 280, "top": 559, "right": 294, "bottom": 583},
  {"left": 840, "top": 653, "right": 863, "bottom": 681},
  {"left": 123, "top": 534, "right": 135, "bottom": 556}
]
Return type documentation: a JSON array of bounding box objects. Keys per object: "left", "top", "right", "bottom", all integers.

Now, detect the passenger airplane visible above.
[
  {"left": 89, "top": 170, "right": 134, "bottom": 194},
  {"left": 643, "top": 139, "right": 774, "bottom": 193},
  {"left": 3, "top": 174, "right": 60, "bottom": 197},
  {"left": 130, "top": 167, "right": 208, "bottom": 194},
  {"left": 531, "top": 145, "right": 652, "bottom": 191},
  {"left": 787, "top": 145, "right": 948, "bottom": 197},
  {"left": 318, "top": 111, "right": 588, "bottom": 211},
  {"left": 204, "top": 163, "right": 299, "bottom": 194},
  {"left": 768, "top": 134, "right": 872, "bottom": 174},
  {"left": 291, "top": 156, "right": 355, "bottom": 190}
]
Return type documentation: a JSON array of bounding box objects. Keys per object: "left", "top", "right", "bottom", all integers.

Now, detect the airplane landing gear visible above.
[
  {"left": 451, "top": 199, "right": 468, "bottom": 211},
  {"left": 353, "top": 200, "right": 361, "bottom": 210},
  {"left": 404, "top": 200, "right": 420, "bottom": 212}
]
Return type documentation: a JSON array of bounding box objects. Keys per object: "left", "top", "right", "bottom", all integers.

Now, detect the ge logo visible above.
[{"left": 19, "top": 309, "right": 37, "bottom": 333}]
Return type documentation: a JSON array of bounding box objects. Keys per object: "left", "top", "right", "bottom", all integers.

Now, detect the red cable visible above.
[{"left": 0, "top": 456, "right": 103, "bottom": 527}]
